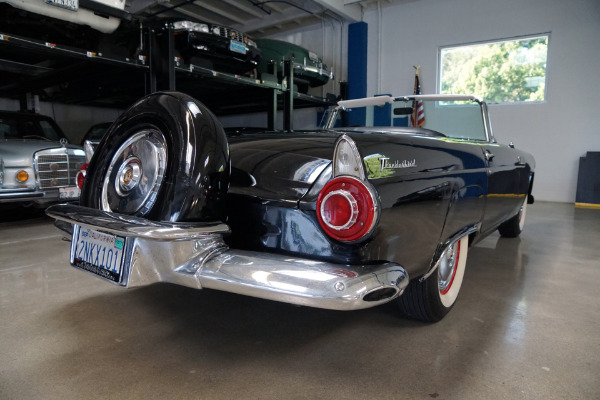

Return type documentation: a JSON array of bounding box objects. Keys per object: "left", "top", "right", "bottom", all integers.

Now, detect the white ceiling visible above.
[{"left": 129, "top": 0, "right": 386, "bottom": 37}]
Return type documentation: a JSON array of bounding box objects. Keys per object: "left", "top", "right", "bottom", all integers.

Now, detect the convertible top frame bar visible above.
[
  {"left": 323, "top": 94, "right": 495, "bottom": 143},
  {"left": 336, "top": 94, "right": 482, "bottom": 110}
]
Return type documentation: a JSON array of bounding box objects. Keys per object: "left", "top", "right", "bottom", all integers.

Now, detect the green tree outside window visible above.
[{"left": 440, "top": 35, "right": 548, "bottom": 103}]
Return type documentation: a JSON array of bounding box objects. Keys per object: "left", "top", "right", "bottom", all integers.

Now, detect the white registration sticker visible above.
[
  {"left": 59, "top": 186, "right": 80, "bottom": 200},
  {"left": 46, "top": 0, "right": 78, "bottom": 11},
  {"left": 72, "top": 226, "right": 126, "bottom": 283}
]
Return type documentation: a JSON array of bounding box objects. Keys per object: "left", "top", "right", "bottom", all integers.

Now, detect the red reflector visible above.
[
  {"left": 321, "top": 190, "right": 358, "bottom": 230},
  {"left": 76, "top": 163, "right": 88, "bottom": 189},
  {"left": 317, "top": 176, "right": 377, "bottom": 242}
]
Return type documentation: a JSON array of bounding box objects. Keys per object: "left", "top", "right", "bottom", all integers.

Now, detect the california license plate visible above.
[
  {"left": 230, "top": 40, "right": 247, "bottom": 54},
  {"left": 72, "top": 226, "right": 126, "bottom": 283}
]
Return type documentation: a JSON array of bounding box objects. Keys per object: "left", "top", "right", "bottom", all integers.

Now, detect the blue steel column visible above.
[{"left": 347, "top": 22, "right": 368, "bottom": 126}]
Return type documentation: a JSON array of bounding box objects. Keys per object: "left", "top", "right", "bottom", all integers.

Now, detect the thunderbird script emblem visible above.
[{"left": 379, "top": 157, "right": 417, "bottom": 172}]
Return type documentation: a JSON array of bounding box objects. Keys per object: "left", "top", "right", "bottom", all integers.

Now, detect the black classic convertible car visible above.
[{"left": 46, "top": 92, "right": 534, "bottom": 322}]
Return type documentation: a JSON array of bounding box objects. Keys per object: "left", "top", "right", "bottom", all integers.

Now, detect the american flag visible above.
[{"left": 411, "top": 69, "right": 425, "bottom": 128}]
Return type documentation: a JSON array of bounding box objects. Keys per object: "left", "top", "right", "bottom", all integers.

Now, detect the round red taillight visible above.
[
  {"left": 76, "top": 163, "right": 88, "bottom": 189},
  {"left": 316, "top": 176, "right": 378, "bottom": 242}
]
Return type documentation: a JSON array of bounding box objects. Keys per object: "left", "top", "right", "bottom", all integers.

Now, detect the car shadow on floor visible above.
[
  {"left": 0, "top": 205, "right": 47, "bottom": 222},
  {"left": 32, "top": 234, "right": 534, "bottom": 399}
]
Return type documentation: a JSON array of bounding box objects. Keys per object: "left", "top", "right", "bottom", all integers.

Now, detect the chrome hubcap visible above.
[
  {"left": 116, "top": 157, "right": 142, "bottom": 195},
  {"left": 101, "top": 129, "right": 167, "bottom": 216},
  {"left": 438, "top": 242, "right": 459, "bottom": 294},
  {"left": 518, "top": 197, "right": 527, "bottom": 230}
]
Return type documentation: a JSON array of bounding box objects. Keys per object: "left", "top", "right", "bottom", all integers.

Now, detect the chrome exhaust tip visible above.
[{"left": 363, "top": 287, "right": 400, "bottom": 302}]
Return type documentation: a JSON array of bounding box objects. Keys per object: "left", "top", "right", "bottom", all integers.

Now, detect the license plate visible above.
[
  {"left": 72, "top": 226, "right": 126, "bottom": 283},
  {"left": 230, "top": 40, "right": 247, "bottom": 54},
  {"left": 59, "top": 186, "right": 80, "bottom": 200},
  {"left": 46, "top": 0, "right": 78, "bottom": 11}
]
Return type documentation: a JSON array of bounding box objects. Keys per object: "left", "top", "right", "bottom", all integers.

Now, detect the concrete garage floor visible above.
[{"left": 0, "top": 202, "right": 599, "bottom": 400}]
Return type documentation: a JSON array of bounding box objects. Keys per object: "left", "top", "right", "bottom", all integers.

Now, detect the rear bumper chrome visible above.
[{"left": 46, "top": 204, "right": 408, "bottom": 311}]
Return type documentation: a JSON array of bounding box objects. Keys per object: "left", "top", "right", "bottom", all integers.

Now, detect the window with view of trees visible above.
[{"left": 439, "top": 35, "right": 549, "bottom": 104}]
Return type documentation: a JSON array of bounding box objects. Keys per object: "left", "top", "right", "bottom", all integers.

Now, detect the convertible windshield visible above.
[
  {"left": 0, "top": 114, "right": 65, "bottom": 141},
  {"left": 322, "top": 95, "right": 489, "bottom": 141}
]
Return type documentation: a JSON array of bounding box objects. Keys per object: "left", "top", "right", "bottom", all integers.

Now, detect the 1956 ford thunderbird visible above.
[{"left": 46, "top": 92, "right": 535, "bottom": 322}]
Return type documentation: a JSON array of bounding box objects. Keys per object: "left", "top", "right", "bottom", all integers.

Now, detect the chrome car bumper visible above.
[
  {"left": 0, "top": 188, "right": 45, "bottom": 202},
  {"left": 0, "top": 187, "right": 76, "bottom": 204},
  {"left": 46, "top": 204, "right": 408, "bottom": 311},
  {"left": 294, "top": 62, "right": 334, "bottom": 80}
]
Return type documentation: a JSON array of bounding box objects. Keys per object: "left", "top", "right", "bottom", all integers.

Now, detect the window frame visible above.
[{"left": 437, "top": 33, "right": 551, "bottom": 105}]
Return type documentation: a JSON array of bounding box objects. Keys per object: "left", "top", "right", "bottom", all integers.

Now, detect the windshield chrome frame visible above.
[{"left": 324, "top": 94, "right": 493, "bottom": 143}]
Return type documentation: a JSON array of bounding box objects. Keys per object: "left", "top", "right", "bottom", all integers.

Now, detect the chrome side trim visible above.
[
  {"left": 480, "top": 101, "right": 495, "bottom": 143},
  {"left": 46, "top": 204, "right": 230, "bottom": 240},
  {"left": 420, "top": 223, "right": 480, "bottom": 282},
  {"left": 46, "top": 204, "right": 409, "bottom": 311}
]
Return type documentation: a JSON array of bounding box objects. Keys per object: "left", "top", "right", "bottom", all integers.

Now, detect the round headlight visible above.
[{"left": 16, "top": 170, "right": 29, "bottom": 182}]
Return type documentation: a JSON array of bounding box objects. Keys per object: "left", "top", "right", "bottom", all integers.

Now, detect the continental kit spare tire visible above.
[{"left": 80, "top": 91, "right": 230, "bottom": 223}]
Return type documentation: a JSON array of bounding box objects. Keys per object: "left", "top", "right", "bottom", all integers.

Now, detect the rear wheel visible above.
[
  {"left": 397, "top": 236, "right": 469, "bottom": 322},
  {"left": 498, "top": 196, "right": 527, "bottom": 238}
]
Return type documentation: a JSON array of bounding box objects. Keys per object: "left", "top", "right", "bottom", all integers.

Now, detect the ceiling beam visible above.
[
  {"left": 173, "top": 6, "right": 224, "bottom": 25},
  {"left": 261, "top": 1, "right": 285, "bottom": 13},
  {"left": 191, "top": 2, "right": 248, "bottom": 24},
  {"left": 233, "top": 6, "right": 320, "bottom": 34},
  {"left": 312, "top": 0, "right": 361, "bottom": 21},
  {"left": 221, "top": 0, "right": 265, "bottom": 18}
]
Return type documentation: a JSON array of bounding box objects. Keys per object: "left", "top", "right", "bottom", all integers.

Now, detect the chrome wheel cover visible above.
[
  {"left": 437, "top": 236, "right": 468, "bottom": 308},
  {"left": 518, "top": 196, "right": 528, "bottom": 231},
  {"left": 438, "top": 242, "right": 459, "bottom": 294},
  {"left": 101, "top": 129, "right": 167, "bottom": 216}
]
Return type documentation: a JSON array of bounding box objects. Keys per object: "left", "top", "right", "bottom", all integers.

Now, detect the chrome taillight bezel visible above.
[{"left": 316, "top": 135, "right": 380, "bottom": 243}]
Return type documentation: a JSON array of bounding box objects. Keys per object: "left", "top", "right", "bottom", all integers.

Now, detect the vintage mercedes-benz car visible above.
[
  {"left": 46, "top": 92, "right": 534, "bottom": 322},
  {"left": 0, "top": 111, "right": 86, "bottom": 206}
]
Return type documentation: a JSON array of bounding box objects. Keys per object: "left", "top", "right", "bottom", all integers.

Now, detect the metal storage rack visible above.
[{"left": 0, "top": 24, "right": 334, "bottom": 130}]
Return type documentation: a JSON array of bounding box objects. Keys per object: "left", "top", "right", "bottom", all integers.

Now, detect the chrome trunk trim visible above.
[{"left": 46, "top": 204, "right": 230, "bottom": 240}]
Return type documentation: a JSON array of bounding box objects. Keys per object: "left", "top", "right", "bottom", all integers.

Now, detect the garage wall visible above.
[
  {"left": 363, "top": 0, "right": 600, "bottom": 203},
  {"left": 3, "top": 0, "right": 598, "bottom": 203},
  {"left": 267, "top": 18, "right": 348, "bottom": 100},
  {"left": 0, "top": 97, "right": 122, "bottom": 143}
]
